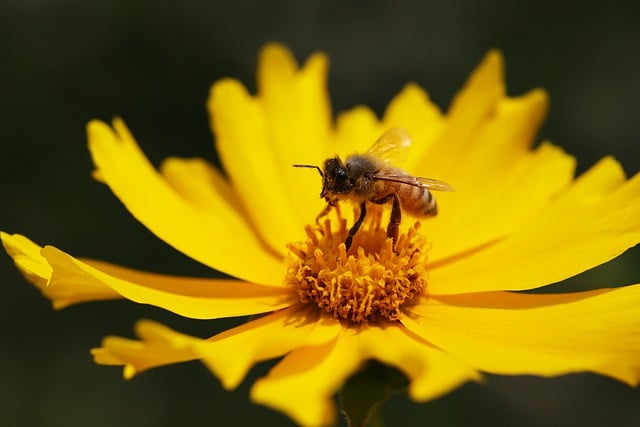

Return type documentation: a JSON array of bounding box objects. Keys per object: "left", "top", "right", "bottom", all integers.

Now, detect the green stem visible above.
[{"left": 339, "top": 361, "right": 408, "bottom": 427}]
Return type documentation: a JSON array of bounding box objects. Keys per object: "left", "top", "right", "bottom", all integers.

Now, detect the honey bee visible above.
[{"left": 294, "top": 128, "right": 453, "bottom": 250}]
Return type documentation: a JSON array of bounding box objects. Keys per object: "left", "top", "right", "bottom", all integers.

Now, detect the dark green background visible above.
[{"left": 1, "top": 1, "right": 639, "bottom": 426}]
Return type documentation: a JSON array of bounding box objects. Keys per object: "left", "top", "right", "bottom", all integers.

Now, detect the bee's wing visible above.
[
  {"left": 365, "top": 128, "right": 411, "bottom": 165},
  {"left": 375, "top": 173, "right": 455, "bottom": 192}
]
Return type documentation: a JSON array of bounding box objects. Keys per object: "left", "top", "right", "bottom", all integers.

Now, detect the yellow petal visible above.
[
  {"left": 160, "top": 156, "right": 245, "bottom": 215},
  {"left": 197, "top": 305, "right": 341, "bottom": 390},
  {"left": 87, "top": 118, "right": 283, "bottom": 284},
  {"left": 332, "top": 105, "right": 382, "bottom": 155},
  {"left": 414, "top": 50, "right": 505, "bottom": 180},
  {"left": 382, "top": 83, "right": 445, "bottom": 171},
  {"left": 427, "top": 140, "right": 575, "bottom": 263},
  {"left": 423, "top": 88, "right": 568, "bottom": 261},
  {"left": 2, "top": 232, "right": 52, "bottom": 290},
  {"left": 354, "top": 323, "right": 480, "bottom": 402},
  {"left": 250, "top": 329, "right": 360, "bottom": 427},
  {"left": 92, "top": 319, "right": 203, "bottom": 379},
  {"left": 39, "top": 244, "right": 296, "bottom": 318},
  {"left": 429, "top": 157, "right": 640, "bottom": 294},
  {"left": 403, "top": 285, "right": 640, "bottom": 385},
  {"left": 94, "top": 305, "right": 341, "bottom": 393},
  {"left": 257, "top": 44, "right": 333, "bottom": 230},
  {"left": 2, "top": 232, "right": 122, "bottom": 308},
  {"left": 438, "top": 88, "right": 549, "bottom": 188},
  {"left": 209, "top": 79, "right": 303, "bottom": 252},
  {"left": 250, "top": 322, "right": 479, "bottom": 427},
  {"left": 258, "top": 43, "right": 332, "bottom": 169}
]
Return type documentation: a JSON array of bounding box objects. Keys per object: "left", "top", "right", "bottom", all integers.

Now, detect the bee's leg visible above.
[
  {"left": 371, "top": 193, "right": 401, "bottom": 245},
  {"left": 387, "top": 193, "right": 401, "bottom": 245},
  {"left": 315, "top": 203, "right": 333, "bottom": 224},
  {"left": 345, "top": 201, "right": 367, "bottom": 251}
]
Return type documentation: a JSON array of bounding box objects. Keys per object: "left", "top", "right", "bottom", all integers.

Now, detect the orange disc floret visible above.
[{"left": 285, "top": 210, "right": 428, "bottom": 323}]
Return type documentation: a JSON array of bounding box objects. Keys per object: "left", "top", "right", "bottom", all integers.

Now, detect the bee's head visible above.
[
  {"left": 292, "top": 157, "right": 350, "bottom": 201},
  {"left": 322, "top": 157, "right": 351, "bottom": 198}
]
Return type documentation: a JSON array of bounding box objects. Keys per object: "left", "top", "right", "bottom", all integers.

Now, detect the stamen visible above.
[{"left": 285, "top": 208, "right": 428, "bottom": 323}]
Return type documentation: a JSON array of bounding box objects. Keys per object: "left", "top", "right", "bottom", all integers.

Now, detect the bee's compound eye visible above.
[{"left": 324, "top": 158, "right": 340, "bottom": 175}]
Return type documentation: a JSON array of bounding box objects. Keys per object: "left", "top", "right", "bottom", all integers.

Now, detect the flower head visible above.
[{"left": 3, "top": 43, "right": 640, "bottom": 427}]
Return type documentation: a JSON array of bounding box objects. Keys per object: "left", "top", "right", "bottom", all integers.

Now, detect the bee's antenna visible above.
[{"left": 293, "top": 164, "right": 324, "bottom": 178}]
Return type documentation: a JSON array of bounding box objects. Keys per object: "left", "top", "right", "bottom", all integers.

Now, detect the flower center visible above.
[{"left": 284, "top": 207, "right": 428, "bottom": 323}]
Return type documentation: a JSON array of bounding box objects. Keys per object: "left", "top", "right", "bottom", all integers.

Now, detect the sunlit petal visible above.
[
  {"left": 209, "top": 79, "right": 303, "bottom": 253},
  {"left": 160, "top": 156, "right": 246, "bottom": 216},
  {"left": 331, "top": 105, "right": 382, "bottom": 155},
  {"left": 2, "top": 232, "right": 122, "bottom": 308},
  {"left": 88, "top": 118, "right": 283, "bottom": 284},
  {"left": 92, "top": 319, "right": 203, "bottom": 379},
  {"left": 404, "top": 285, "right": 640, "bottom": 385},
  {"left": 414, "top": 50, "right": 505, "bottom": 180},
  {"left": 382, "top": 83, "right": 445, "bottom": 171},
  {"left": 41, "top": 245, "right": 296, "bottom": 318},
  {"left": 198, "top": 305, "right": 341, "bottom": 389},
  {"left": 258, "top": 44, "right": 333, "bottom": 225},
  {"left": 426, "top": 141, "right": 576, "bottom": 262},
  {"left": 355, "top": 323, "right": 481, "bottom": 402},
  {"left": 429, "top": 158, "right": 640, "bottom": 294},
  {"left": 251, "top": 329, "right": 361, "bottom": 427}
]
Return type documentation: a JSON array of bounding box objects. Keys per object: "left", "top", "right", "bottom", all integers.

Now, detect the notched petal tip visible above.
[
  {"left": 484, "top": 48, "right": 504, "bottom": 66},
  {"left": 86, "top": 118, "right": 125, "bottom": 148},
  {"left": 259, "top": 42, "right": 299, "bottom": 75},
  {"left": 456, "top": 48, "right": 505, "bottom": 103},
  {"left": 94, "top": 319, "right": 203, "bottom": 380},
  {"left": 1, "top": 232, "right": 52, "bottom": 290},
  {"left": 207, "top": 78, "right": 251, "bottom": 116},
  {"left": 302, "top": 50, "right": 329, "bottom": 77}
]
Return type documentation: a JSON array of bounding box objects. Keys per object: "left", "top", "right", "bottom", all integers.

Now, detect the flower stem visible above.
[{"left": 339, "top": 361, "right": 408, "bottom": 427}]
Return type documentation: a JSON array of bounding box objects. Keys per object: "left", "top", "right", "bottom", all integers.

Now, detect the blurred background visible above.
[{"left": 1, "top": 0, "right": 639, "bottom": 426}]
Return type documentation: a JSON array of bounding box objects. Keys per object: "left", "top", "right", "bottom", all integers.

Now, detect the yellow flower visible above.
[{"left": 3, "top": 43, "right": 640, "bottom": 426}]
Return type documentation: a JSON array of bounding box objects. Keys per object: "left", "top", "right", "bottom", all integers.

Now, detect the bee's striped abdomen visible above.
[{"left": 393, "top": 184, "right": 438, "bottom": 217}]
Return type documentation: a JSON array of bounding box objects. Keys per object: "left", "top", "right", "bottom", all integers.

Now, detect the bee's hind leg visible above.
[
  {"left": 345, "top": 201, "right": 367, "bottom": 251},
  {"left": 371, "top": 193, "right": 401, "bottom": 246},
  {"left": 387, "top": 193, "right": 401, "bottom": 245}
]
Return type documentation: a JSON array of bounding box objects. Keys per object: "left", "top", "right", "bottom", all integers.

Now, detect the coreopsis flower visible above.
[{"left": 3, "top": 43, "right": 640, "bottom": 427}]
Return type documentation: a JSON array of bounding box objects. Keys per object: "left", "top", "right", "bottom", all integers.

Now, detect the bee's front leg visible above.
[{"left": 315, "top": 203, "right": 333, "bottom": 224}]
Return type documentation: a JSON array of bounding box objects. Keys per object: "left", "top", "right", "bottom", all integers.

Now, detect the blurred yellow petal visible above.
[
  {"left": 382, "top": 83, "right": 445, "bottom": 172},
  {"left": 332, "top": 105, "right": 382, "bottom": 155},
  {"left": 413, "top": 84, "right": 560, "bottom": 258},
  {"left": 403, "top": 284, "right": 640, "bottom": 385},
  {"left": 209, "top": 79, "right": 302, "bottom": 253},
  {"left": 2, "top": 232, "right": 51, "bottom": 290},
  {"left": 427, "top": 141, "right": 575, "bottom": 262},
  {"left": 88, "top": 118, "right": 283, "bottom": 284},
  {"left": 439, "top": 88, "right": 549, "bottom": 189},
  {"left": 92, "top": 319, "right": 202, "bottom": 379},
  {"left": 1, "top": 232, "right": 121, "bottom": 308},
  {"left": 41, "top": 245, "right": 296, "bottom": 318},
  {"left": 251, "top": 329, "right": 361, "bottom": 427},
  {"left": 160, "top": 156, "right": 246, "bottom": 216},
  {"left": 415, "top": 50, "right": 505, "bottom": 180},
  {"left": 354, "top": 323, "right": 480, "bottom": 402},
  {"left": 429, "top": 157, "right": 640, "bottom": 294},
  {"left": 198, "top": 305, "right": 341, "bottom": 390},
  {"left": 94, "top": 306, "right": 341, "bottom": 398},
  {"left": 257, "top": 44, "right": 332, "bottom": 226},
  {"left": 251, "top": 322, "right": 480, "bottom": 426}
]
